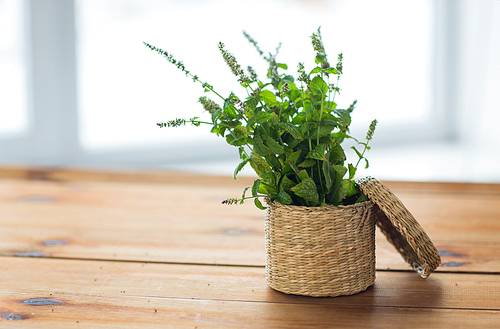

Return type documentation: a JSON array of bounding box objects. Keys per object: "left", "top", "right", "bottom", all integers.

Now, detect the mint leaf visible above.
[
  {"left": 251, "top": 179, "right": 260, "bottom": 197},
  {"left": 309, "top": 76, "right": 328, "bottom": 97},
  {"left": 332, "top": 164, "right": 347, "bottom": 179},
  {"left": 348, "top": 163, "right": 356, "bottom": 180},
  {"left": 298, "top": 159, "right": 316, "bottom": 168},
  {"left": 273, "top": 122, "right": 303, "bottom": 139},
  {"left": 263, "top": 134, "right": 284, "bottom": 155},
  {"left": 250, "top": 151, "right": 271, "bottom": 176},
  {"left": 254, "top": 197, "right": 266, "bottom": 210},
  {"left": 234, "top": 157, "right": 250, "bottom": 179},
  {"left": 306, "top": 144, "right": 326, "bottom": 161},
  {"left": 323, "top": 160, "right": 333, "bottom": 189},
  {"left": 280, "top": 175, "right": 296, "bottom": 190},
  {"left": 253, "top": 132, "right": 271, "bottom": 156},
  {"left": 259, "top": 90, "right": 277, "bottom": 105},
  {"left": 309, "top": 67, "right": 322, "bottom": 75},
  {"left": 276, "top": 189, "right": 292, "bottom": 204},
  {"left": 291, "top": 177, "right": 319, "bottom": 204}
]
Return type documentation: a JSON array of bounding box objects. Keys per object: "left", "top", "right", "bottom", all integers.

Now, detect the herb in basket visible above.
[{"left": 144, "top": 27, "right": 377, "bottom": 209}]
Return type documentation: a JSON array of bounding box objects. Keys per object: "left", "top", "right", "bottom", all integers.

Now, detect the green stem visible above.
[
  {"left": 354, "top": 143, "right": 369, "bottom": 170},
  {"left": 331, "top": 75, "right": 340, "bottom": 103}
]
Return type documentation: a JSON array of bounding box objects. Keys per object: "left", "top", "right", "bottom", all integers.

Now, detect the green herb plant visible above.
[{"left": 144, "top": 27, "right": 377, "bottom": 209}]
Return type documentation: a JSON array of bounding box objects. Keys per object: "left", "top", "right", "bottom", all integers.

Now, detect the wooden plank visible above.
[
  {"left": 1, "top": 178, "right": 500, "bottom": 272},
  {"left": 0, "top": 165, "right": 257, "bottom": 187},
  {"left": 1, "top": 224, "right": 500, "bottom": 273},
  {"left": 2, "top": 176, "right": 499, "bottom": 244},
  {"left": 2, "top": 291, "right": 500, "bottom": 328},
  {"left": 1, "top": 257, "right": 500, "bottom": 310},
  {"left": 1, "top": 257, "right": 500, "bottom": 328},
  {"left": 0, "top": 226, "right": 266, "bottom": 266}
]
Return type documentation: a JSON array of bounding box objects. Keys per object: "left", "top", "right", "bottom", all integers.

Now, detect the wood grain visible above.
[
  {"left": 2, "top": 257, "right": 500, "bottom": 310},
  {"left": 3, "top": 292, "right": 500, "bottom": 328},
  {"left": 1, "top": 167, "right": 500, "bottom": 328},
  {"left": 0, "top": 176, "right": 499, "bottom": 272},
  {"left": 1, "top": 257, "right": 500, "bottom": 328}
]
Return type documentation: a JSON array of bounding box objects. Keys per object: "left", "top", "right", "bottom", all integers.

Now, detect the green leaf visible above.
[
  {"left": 309, "top": 67, "right": 322, "bottom": 75},
  {"left": 356, "top": 193, "right": 369, "bottom": 203},
  {"left": 351, "top": 146, "right": 362, "bottom": 159},
  {"left": 269, "top": 112, "right": 280, "bottom": 124},
  {"left": 261, "top": 171, "right": 277, "bottom": 186},
  {"left": 306, "top": 144, "right": 326, "bottom": 161},
  {"left": 253, "top": 132, "right": 272, "bottom": 156},
  {"left": 254, "top": 197, "right": 266, "bottom": 210},
  {"left": 276, "top": 63, "right": 288, "bottom": 70},
  {"left": 309, "top": 76, "right": 328, "bottom": 97},
  {"left": 203, "top": 83, "right": 213, "bottom": 92},
  {"left": 300, "top": 121, "right": 316, "bottom": 136},
  {"left": 251, "top": 179, "right": 260, "bottom": 197},
  {"left": 311, "top": 124, "right": 336, "bottom": 139},
  {"left": 276, "top": 189, "right": 292, "bottom": 204},
  {"left": 291, "top": 178, "right": 319, "bottom": 204},
  {"left": 338, "top": 179, "right": 352, "bottom": 201},
  {"left": 264, "top": 154, "right": 282, "bottom": 172},
  {"left": 315, "top": 54, "right": 326, "bottom": 64},
  {"left": 286, "top": 150, "right": 301, "bottom": 166},
  {"left": 348, "top": 163, "right": 356, "bottom": 180},
  {"left": 259, "top": 90, "right": 277, "bottom": 105},
  {"left": 250, "top": 151, "right": 272, "bottom": 176},
  {"left": 280, "top": 175, "right": 296, "bottom": 190},
  {"left": 332, "top": 164, "right": 348, "bottom": 179},
  {"left": 345, "top": 180, "right": 357, "bottom": 198},
  {"left": 238, "top": 146, "right": 247, "bottom": 160},
  {"left": 244, "top": 95, "right": 259, "bottom": 112},
  {"left": 296, "top": 169, "right": 310, "bottom": 182},
  {"left": 273, "top": 122, "right": 303, "bottom": 140},
  {"left": 229, "top": 136, "right": 247, "bottom": 146},
  {"left": 335, "top": 109, "right": 352, "bottom": 128},
  {"left": 262, "top": 134, "right": 284, "bottom": 155},
  {"left": 327, "top": 144, "right": 346, "bottom": 165},
  {"left": 323, "top": 67, "right": 338, "bottom": 74},
  {"left": 234, "top": 157, "right": 250, "bottom": 179},
  {"left": 234, "top": 125, "right": 249, "bottom": 135},
  {"left": 255, "top": 111, "right": 273, "bottom": 124},
  {"left": 242, "top": 186, "right": 250, "bottom": 199},
  {"left": 323, "top": 160, "right": 333, "bottom": 189},
  {"left": 298, "top": 158, "right": 316, "bottom": 168}
]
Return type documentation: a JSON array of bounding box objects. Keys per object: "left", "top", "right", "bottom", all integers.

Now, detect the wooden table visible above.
[{"left": 1, "top": 167, "right": 499, "bottom": 328}]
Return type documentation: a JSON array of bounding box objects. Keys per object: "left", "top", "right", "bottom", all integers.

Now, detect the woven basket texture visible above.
[
  {"left": 358, "top": 177, "right": 441, "bottom": 278},
  {"left": 265, "top": 200, "right": 377, "bottom": 297}
]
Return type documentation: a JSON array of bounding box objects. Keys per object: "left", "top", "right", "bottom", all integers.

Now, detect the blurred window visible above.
[
  {"left": 0, "top": 0, "right": 28, "bottom": 136},
  {"left": 0, "top": 0, "right": 439, "bottom": 169},
  {"left": 76, "top": 0, "right": 434, "bottom": 150}
]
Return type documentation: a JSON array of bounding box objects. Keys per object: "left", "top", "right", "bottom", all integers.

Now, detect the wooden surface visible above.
[{"left": 1, "top": 166, "right": 499, "bottom": 328}]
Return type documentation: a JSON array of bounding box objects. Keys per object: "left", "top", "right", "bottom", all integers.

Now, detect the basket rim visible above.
[{"left": 265, "top": 198, "right": 373, "bottom": 210}]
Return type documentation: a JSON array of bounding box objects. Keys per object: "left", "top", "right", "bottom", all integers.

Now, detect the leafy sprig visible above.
[{"left": 145, "top": 27, "right": 377, "bottom": 209}]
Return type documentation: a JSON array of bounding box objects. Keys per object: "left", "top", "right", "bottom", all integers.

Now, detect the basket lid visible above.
[{"left": 357, "top": 177, "right": 441, "bottom": 278}]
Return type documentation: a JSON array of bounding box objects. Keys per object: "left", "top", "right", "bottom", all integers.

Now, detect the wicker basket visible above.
[
  {"left": 265, "top": 200, "right": 377, "bottom": 297},
  {"left": 264, "top": 177, "right": 441, "bottom": 297}
]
